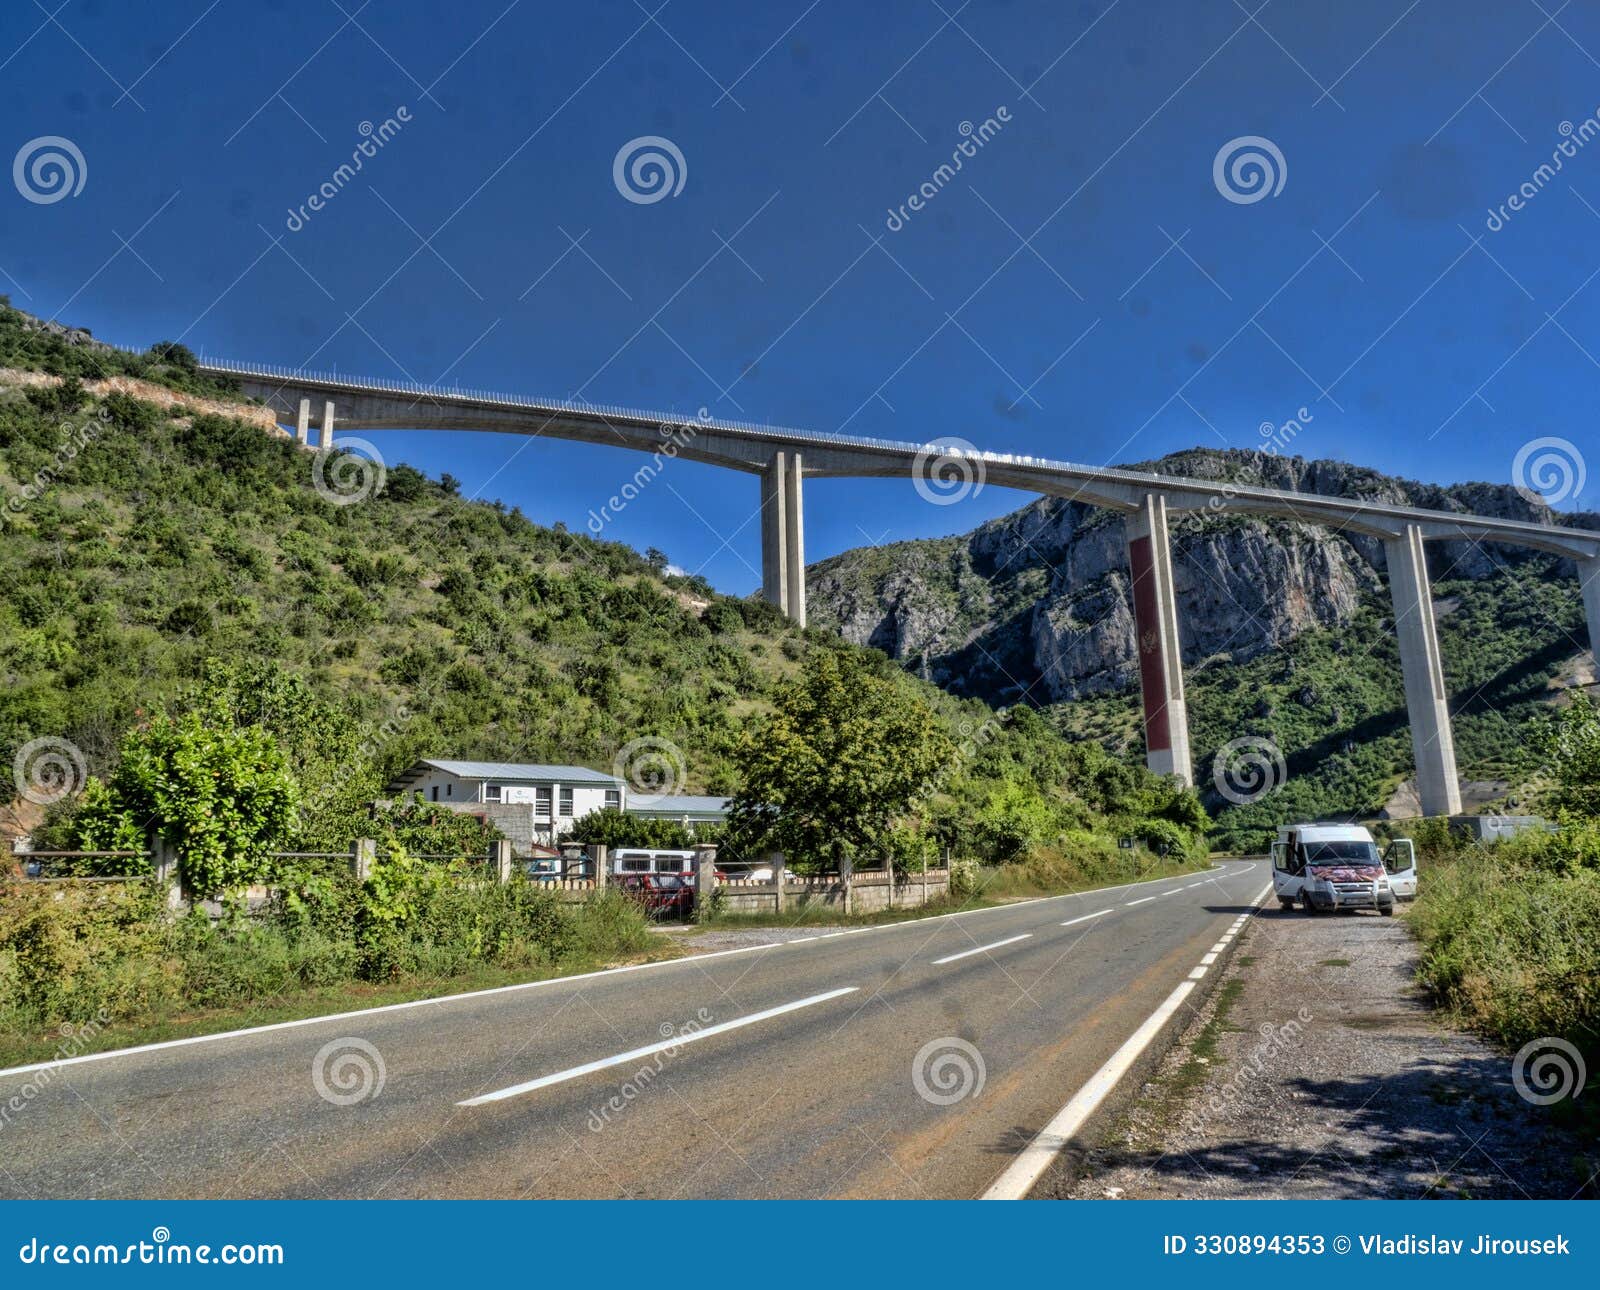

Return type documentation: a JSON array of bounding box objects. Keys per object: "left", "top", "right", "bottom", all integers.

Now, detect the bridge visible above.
[{"left": 198, "top": 358, "right": 1600, "bottom": 818}]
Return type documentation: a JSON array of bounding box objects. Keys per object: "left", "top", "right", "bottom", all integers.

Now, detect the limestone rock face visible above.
[{"left": 806, "top": 448, "right": 1592, "bottom": 704}]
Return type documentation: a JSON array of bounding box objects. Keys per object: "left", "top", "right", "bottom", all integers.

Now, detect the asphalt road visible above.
[{"left": 0, "top": 860, "right": 1268, "bottom": 1199}]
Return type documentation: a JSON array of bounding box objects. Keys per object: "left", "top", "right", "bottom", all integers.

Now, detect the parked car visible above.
[{"left": 1270, "top": 823, "right": 1414, "bottom": 915}]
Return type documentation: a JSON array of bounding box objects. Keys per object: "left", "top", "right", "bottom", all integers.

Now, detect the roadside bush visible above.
[{"left": 1410, "top": 848, "right": 1600, "bottom": 1058}]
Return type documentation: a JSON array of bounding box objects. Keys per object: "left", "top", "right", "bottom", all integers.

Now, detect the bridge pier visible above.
[
  {"left": 1583, "top": 556, "right": 1600, "bottom": 668},
  {"left": 295, "top": 398, "right": 311, "bottom": 446},
  {"left": 785, "top": 452, "right": 806, "bottom": 626},
  {"left": 1386, "top": 524, "right": 1462, "bottom": 817},
  {"left": 760, "top": 450, "right": 806, "bottom": 624},
  {"left": 319, "top": 400, "right": 336, "bottom": 449},
  {"left": 1126, "top": 494, "right": 1193, "bottom": 788}
]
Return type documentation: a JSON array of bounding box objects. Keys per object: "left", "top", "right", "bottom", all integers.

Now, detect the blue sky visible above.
[{"left": 2, "top": 0, "right": 1597, "bottom": 593}]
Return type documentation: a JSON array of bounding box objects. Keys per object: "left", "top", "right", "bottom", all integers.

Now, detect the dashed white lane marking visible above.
[
  {"left": 1125, "top": 896, "right": 1158, "bottom": 907},
  {"left": 932, "top": 933, "right": 1034, "bottom": 965},
  {"left": 457, "top": 988, "right": 860, "bottom": 1107},
  {"left": 982, "top": 878, "right": 1275, "bottom": 1201},
  {"left": 1060, "top": 909, "right": 1115, "bottom": 929}
]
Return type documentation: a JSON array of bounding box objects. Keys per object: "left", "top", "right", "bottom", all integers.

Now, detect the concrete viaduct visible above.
[{"left": 198, "top": 358, "right": 1600, "bottom": 818}]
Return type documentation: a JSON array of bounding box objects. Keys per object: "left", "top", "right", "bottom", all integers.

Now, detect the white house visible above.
[
  {"left": 627, "top": 794, "right": 731, "bottom": 829},
  {"left": 386, "top": 759, "right": 624, "bottom": 847}
]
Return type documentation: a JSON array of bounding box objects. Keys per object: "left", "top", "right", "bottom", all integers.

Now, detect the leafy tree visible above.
[
  {"left": 564, "top": 808, "right": 696, "bottom": 849},
  {"left": 1538, "top": 692, "right": 1600, "bottom": 820},
  {"left": 75, "top": 712, "right": 298, "bottom": 897},
  {"left": 728, "top": 649, "right": 953, "bottom": 867}
]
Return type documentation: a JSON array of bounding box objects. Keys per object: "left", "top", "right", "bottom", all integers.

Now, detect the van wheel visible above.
[
  {"left": 1380, "top": 904, "right": 1395, "bottom": 917},
  {"left": 1278, "top": 899, "right": 1296, "bottom": 910},
  {"left": 1300, "top": 895, "right": 1321, "bottom": 915}
]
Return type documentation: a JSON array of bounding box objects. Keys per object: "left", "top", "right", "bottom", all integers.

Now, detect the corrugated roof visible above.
[
  {"left": 414, "top": 759, "right": 623, "bottom": 785},
  {"left": 627, "top": 794, "right": 731, "bottom": 815}
]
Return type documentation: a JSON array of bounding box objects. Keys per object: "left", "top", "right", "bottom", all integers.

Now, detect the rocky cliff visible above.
[{"left": 808, "top": 448, "right": 1594, "bottom": 706}]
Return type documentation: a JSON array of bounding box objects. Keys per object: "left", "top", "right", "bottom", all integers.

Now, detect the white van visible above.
[{"left": 1271, "top": 823, "right": 1416, "bottom": 915}]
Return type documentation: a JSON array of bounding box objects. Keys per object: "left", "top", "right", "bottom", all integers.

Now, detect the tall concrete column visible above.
[
  {"left": 761, "top": 450, "right": 789, "bottom": 611},
  {"left": 1583, "top": 556, "right": 1600, "bottom": 667},
  {"left": 784, "top": 451, "right": 806, "bottom": 626},
  {"left": 295, "top": 398, "right": 311, "bottom": 446},
  {"left": 1125, "top": 494, "right": 1193, "bottom": 787},
  {"left": 319, "top": 400, "right": 336, "bottom": 449},
  {"left": 1385, "top": 524, "right": 1462, "bottom": 817}
]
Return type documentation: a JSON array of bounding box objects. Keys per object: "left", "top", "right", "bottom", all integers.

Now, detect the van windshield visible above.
[{"left": 1303, "top": 840, "right": 1379, "bottom": 865}]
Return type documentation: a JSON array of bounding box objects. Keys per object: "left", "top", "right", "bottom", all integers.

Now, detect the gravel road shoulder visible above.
[{"left": 1043, "top": 903, "right": 1598, "bottom": 1199}]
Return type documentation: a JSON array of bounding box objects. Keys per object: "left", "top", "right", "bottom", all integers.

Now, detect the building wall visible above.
[{"left": 436, "top": 782, "right": 619, "bottom": 849}]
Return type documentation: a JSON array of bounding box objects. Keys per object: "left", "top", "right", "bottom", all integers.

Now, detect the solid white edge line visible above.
[
  {"left": 457, "top": 987, "right": 859, "bottom": 1106},
  {"left": 931, "top": 933, "right": 1033, "bottom": 965},
  {"left": 0, "top": 859, "right": 1261, "bottom": 1080},
  {"left": 981, "top": 977, "right": 1201, "bottom": 1200},
  {"left": 981, "top": 878, "right": 1274, "bottom": 1201},
  {"left": 1060, "top": 909, "right": 1114, "bottom": 928}
]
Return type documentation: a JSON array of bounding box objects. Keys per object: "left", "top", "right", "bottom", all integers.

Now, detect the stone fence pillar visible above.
[
  {"left": 586, "top": 843, "right": 609, "bottom": 890},
  {"left": 692, "top": 843, "right": 718, "bottom": 924},
  {"left": 351, "top": 838, "right": 376, "bottom": 883},
  {"left": 769, "top": 850, "right": 786, "bottom": 915},
  {"left": 493, "top": 838, "right": 514, "bottom": 883}
]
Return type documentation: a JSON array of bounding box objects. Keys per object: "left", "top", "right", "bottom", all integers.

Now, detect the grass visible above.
[{"left": 0, "top": 935, "right": 687, "bottom": 1071}]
